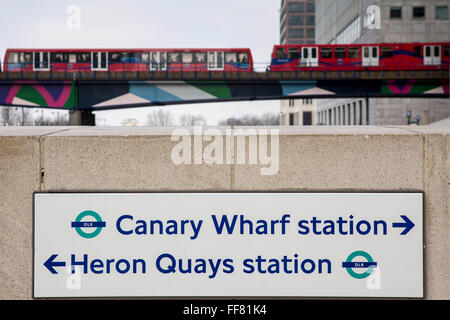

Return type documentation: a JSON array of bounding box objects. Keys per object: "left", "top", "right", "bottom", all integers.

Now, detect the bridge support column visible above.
[{"left": 69, "top": 110, "right": 96, "bottom": 126}]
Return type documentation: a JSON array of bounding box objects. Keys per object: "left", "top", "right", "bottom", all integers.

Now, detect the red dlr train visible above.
[
  {"left": 2, "top": 43, "right": 449, "bottom": 73},
  {"left": 3, "top": 48, "right": 253, "bottom": 72},
  {"left": 270, "top": 42, "right": 449, "bottom": 71}
]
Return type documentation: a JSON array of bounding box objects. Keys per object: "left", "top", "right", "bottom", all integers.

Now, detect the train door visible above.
[
  {"left": 207, "top": 52, "right": 224, "bottom": 71},
  {"left": 91, "top": 52, "right": 108, "bottom": 71},
  {"left": 362, "top": 46, "right": 379, "bottom": 67},
  {"left": 33, "top": 52, "right": 50, "bottom": 71},
  {"left": 301, "top": 47, "right": 318, "bottom": 67},
  {"left": 424, "top": 45, "right": 441, "bottom": 65},
  {"left": 150, "top": 52, "right": 167, "bottom": 71}
]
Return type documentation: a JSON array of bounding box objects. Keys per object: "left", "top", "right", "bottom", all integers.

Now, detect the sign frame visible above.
[{"left": 32, "top": 190, "right": 425, "bottom": 299}]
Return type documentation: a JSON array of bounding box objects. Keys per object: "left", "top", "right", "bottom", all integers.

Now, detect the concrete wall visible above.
[{"left": 0, "top": 125, "right": 448, "bottom": 299}]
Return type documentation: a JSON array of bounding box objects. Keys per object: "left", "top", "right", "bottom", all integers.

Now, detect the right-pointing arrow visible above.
[
  {"left": 392, "top": 215, "right": 415, "bottom": 235},
  {"left": 44, "top": 254, "right": 66, "bottom": 274}
]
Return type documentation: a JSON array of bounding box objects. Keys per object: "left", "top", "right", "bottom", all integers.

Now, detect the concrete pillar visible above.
[{"left": 69, "top": 110, "right": 96, "bottom": 126}]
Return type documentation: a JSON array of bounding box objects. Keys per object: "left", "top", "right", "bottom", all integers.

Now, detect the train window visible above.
[
  {"left": 25, "top": 53, "right": 32, "bottom": 63},
  {"left": 129, "top": 52, "right": 140, "bottom": 61},
  {"left": 34, "top": 52, "right": 49, "bottom": 70},
  {"left": 348, "top": 47, "right": 360, "bottom": 58},
  {"left": 275, "top": 48, "right": 286, "bottom": 59},
  {"left": 444, "top": 46, "right": 450, "bottom": 57},
  {"left": 92, "top": 53, "right": 98, "bottom": 68},
  {"left": 182, "top": 52, "right": 194, "bottom": 63},
  {"left": 150, "top": 52, "right": 167, "bottom": 70},
  {"left": 151, "top": 53, "right": 159, "bottom": 65},
  {"left": 140, "top": 52, "right": 150, "bottom": 63},
  {"left": 168, "top": 52, "right": 182, "bottom": 63},
  {"left": 364, "top": 47, "right": 369, "bottom": 58},
  {"left": 151, "top": 52, "right": 161, "bottom": 70},
  {"left": 414, "top": 46, "right": 421, "bottom": 57},
  {"left": 434, "top": 46, "right": 440, "bottom": 57},
  {"left": 335, "top": 47, "right": 346, "bottom": 59},
  {"left": 92, "top": 52, "right": 106, "bottom": 69},
  {"left": 13, "top": 52, "right": 32, "bottom": 64},
  {"left": 77, "top": 53, "right": 90, "bottom": 63},
  {"left": 225, "top": 52, "right": 237, "bottom": 63},
  {"left": 160, "top": 52, "right": 167, "bottom": 65},
  {"left": 425, "top": 46, "right": 431, "bottom": 57},
  {"left": 216, "top": 52, "right": 224, "bottom": 69},
  {"left": 208, "top": 52, "right": 224, "bottom": 70},
  {"left": 208, "top": 52, "right": 216, "bottom": 70},
  {"left": 69, "top": 54, "right": 77, "bottom": 64},
  {"left": 51, "top": 53, "right": 67, "bottom": 63},
  {"left": 381, "top": 47, "right": 393, "bottom": 58},
  {"left": 100, "top": 52, "right": 107, "bottom": 69},
  {"left": 14, "top": 52, "right": 30, "bottom": 64},
  {"left": 238, "top": 52, "right": 249, "bottom": 63},
  {"left": 34, "top": 53, "right": 40, "bottom": 69},
  {"left": 109, "top": 52, "right": 122, "bottom": 63},
  {"left": 7, "top": 52, "right": 19, "bottom": 64},
  {"left": 320, "top": 47, "right": 332, "bottom": 59},
  {"left": 288, "top": 48, "right": 299, "bottom": 59},
  {"left": 302, "top": 48, "right": 308, "bottom": 59},
  {"left": 372, "top": 47, "right": 378, "bottom": 58},
  {"left": 194, "top": 52, "right": 207, "bottom": 63},
  {"left": 42, "top": 53, "right": 49, "bottom": 67}
]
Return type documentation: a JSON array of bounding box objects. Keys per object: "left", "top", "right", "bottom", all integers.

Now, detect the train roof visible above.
[
  {"left": 274, "top": 42, "right": 449, "bottom": 47},
  {"left": 5, "top": 48, "right": 252, "bottom": 52}
]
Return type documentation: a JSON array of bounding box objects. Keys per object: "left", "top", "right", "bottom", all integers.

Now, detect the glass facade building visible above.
[{"left": 280, "top": 0, "right": 316, "bottom": 45}]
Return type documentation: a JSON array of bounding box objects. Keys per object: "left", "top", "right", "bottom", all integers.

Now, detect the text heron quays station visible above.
[{"left": 33, "top": 192, "right": 423, "bottom": 298}]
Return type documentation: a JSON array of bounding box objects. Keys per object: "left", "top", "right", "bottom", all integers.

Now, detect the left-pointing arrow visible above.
[{"left": 44, "top": 254, "right": 66, "bottom": 274}]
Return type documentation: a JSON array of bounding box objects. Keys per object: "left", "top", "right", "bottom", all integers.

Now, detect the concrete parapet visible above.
[{"left": 0, "top": 125, "right": 448, "bottom": 299}]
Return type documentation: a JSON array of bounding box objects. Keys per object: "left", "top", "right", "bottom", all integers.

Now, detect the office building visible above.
[
  {"left": 315, "top": 0, "right": 450, "bottom": 125},
  {"left": 279, "top": 0, "right": 317, "bottom": 126}
]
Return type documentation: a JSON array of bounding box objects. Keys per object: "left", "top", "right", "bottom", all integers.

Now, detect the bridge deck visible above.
[{"left": 0, "top": 70, "right": 448, "bottom": 81}]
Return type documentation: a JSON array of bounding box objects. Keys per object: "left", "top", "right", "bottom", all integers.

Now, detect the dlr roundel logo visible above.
[{"left": 71, "top": 210, "right": 106, "bottom": 239}]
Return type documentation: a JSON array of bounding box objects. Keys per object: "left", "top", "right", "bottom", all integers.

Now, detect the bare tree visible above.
[
  {"left": 178, "top": 114, "right": 207, "bottom": 126},
  {"left": 219, "top": 112, "right": 280, "bottom": 126},
  {"left": 53, "top": 112, "right": 69, "bottom": 125},
  {"left": 258, "top": 112, "right": 280, "bottom": 125},
  {"left": 1, "top": 107, "right": 20, "bottom": 126},
  {"left": 146, "top": 109, "right": 174, "bottom": 126},
  {"left": 21, "top": 108, "right": 34, "bottom": 125},
  {"left": 33, "top": 110, "right": 69, "bottom": 126},
  {"left": 1, "top": 107, "right": 69, "bottom": 126}
]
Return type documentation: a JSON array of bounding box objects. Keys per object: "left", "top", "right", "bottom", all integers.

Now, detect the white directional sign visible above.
[{"left": 33, "top": 192, "right": 423, "bottom": 298}]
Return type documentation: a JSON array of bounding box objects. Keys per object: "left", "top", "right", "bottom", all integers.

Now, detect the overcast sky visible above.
[{"left": 0, "top": 0, "right": 281, "bottom": 125}]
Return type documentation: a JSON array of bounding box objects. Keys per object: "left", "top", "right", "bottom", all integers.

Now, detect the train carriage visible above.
[
  {"left": 3, "top": 48, "right": 253, "bottom": 73},
  {"left": 270, "top": 42, "right": 450, "bottom": 71}
]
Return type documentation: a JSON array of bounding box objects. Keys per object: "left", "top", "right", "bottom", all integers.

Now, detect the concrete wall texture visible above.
[{"left": 0, "top": 125, "right": 448, "bottom": 299}]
